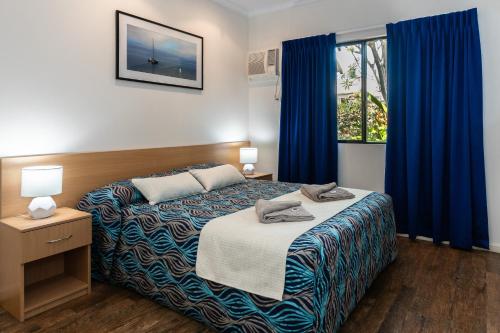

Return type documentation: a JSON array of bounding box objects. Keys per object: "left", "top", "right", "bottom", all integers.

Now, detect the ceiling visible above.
[{"left": 211, "top": 0, "right": 320, "bottom": 17}]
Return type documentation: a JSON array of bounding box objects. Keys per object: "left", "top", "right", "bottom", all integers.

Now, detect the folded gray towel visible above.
[
  {"left": 301, "top": 182, "right": 355, "bottom": 202},
  {"left": 255, "top": 199, "right": 315, "bottom": 224},
  {"left": 300, "top": 182, "right": 337, "bottom": 201}
]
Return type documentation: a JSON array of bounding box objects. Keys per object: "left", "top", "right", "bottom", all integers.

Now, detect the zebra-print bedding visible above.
[{"left": 77, "top": 164, "right": 398, "bottom": 332}]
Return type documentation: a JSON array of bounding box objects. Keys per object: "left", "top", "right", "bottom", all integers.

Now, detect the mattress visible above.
[{"left": 77, "top": 164, "right": 398, "bottom": 332}]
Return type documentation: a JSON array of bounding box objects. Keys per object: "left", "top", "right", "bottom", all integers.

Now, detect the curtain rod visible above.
[
  {"left": 336, "top": 24, "right": 386, "bottom": 36},
  {"left": 282, "top": 24, "right": 387, "bottom": 44}
]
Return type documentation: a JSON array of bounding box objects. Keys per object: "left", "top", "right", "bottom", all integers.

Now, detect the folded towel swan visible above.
[{"left": 301, "top": 182, "right": 355, "bottom": 202}]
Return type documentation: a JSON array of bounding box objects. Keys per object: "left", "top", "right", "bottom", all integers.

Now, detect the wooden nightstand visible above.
[
  {"left": 244, "top": 172, "right": 273, "bottom": 181},
  {"left": 0, "top": 207, "right": 92, "bottom": 321}
]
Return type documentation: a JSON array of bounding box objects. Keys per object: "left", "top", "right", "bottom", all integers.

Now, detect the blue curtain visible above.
[
  {"left": 385, "top": 8, "right": 489, "bottom": 250},
  {"left": 278, "top": 34, "right": 337, "bottom": 184}
]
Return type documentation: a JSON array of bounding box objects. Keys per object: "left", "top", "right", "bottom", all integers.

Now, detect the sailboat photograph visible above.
[
  {"left": 127, "top": 25, "right": 197, "bottom": 80},
  {"left": 116, "top": 11, "right": 203, "bottom": 89}
]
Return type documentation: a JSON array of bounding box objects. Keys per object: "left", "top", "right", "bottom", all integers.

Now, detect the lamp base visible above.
[
  {"left": 28, "top": 196, "right": 57, "bottom": 219},
  {"left": 242, "top": 164, "right": 255, "bottom": 175}
]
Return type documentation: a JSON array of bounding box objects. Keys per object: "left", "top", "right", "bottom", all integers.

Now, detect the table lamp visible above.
[
  {"left": 21, "top": 165, "right": 63, "bottom": 219},
  {"left": 240, "top": 148, "right": 258, "bottom": 175}
]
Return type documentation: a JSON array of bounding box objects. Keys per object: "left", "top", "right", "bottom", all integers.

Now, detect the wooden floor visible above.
[{"left": 1, "top": 237, "right": 499, "bottom": 333}]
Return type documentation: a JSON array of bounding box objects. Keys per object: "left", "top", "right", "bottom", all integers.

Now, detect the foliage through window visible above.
[{"left": 337, "top": 38, "right": 387, "bottom": 143}]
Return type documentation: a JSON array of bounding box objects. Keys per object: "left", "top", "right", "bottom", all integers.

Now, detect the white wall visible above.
[
  {"left": 248, "top": 0, "right": 500, "bottom": 248},
  {"left": 0, "top": 0, "right": 249, "bottom": 157}
]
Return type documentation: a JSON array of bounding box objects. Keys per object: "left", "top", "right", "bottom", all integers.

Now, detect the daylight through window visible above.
[{"left": 336, "top": 38, "right": 387, "bottom": 143}]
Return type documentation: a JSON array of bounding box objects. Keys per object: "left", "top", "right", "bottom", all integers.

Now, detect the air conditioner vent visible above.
[
  {"left": 267, "top": 49, "right": 277, "bottom": 66},
  {"left": 248, "top": 48, "right": 280, "bottom": 82},
  {"left": 248, "top": 52, "right": 266, "bottom": 76}
]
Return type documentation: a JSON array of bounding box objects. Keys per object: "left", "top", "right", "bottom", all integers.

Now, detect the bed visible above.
[{"left": 77, "top": 163, "right": 398, "bottom": 332}]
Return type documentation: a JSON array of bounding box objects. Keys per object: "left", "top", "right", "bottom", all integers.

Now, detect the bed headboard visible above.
[{"left": 0, "top": 141, "right": 249, "bottom": 218}]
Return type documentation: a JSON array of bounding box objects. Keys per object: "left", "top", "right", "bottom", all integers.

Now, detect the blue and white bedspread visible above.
[{"left": 77, "top": 164, "right": 398, "bottom": 333}]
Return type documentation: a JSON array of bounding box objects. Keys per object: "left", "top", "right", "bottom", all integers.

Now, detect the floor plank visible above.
[{"left": 0, "top": 237, "right": 499, "bottom": 333}]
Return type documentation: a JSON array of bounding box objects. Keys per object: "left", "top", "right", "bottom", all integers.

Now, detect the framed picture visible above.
[{"left": 116, "top": 11, "right": 203, "bottom": 90}]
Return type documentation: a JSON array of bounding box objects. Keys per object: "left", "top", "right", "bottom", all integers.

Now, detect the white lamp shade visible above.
[
  {"left": 21, "top": 165, "right": 63, "bottom": 198},
  {"left": 240, "top": 148, "right": 258, "bottom": 164}
]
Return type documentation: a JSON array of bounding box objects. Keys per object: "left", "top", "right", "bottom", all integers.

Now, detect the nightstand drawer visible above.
[{"left": 21, "top": 218, "right": 91, "bottom": 263}]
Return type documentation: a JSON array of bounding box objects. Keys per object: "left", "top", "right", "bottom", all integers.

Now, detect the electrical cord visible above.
[{"left": 274, "top": 76, "right": 280, "bottom": 101}]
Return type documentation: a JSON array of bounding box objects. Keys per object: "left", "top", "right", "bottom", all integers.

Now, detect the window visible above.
[{"left": 336, "top": 38, "right": 387, "bottom": 143}]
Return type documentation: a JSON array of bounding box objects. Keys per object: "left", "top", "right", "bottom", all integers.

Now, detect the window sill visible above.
[{"left": 338, "top": 141, "right": 386, "bottom": 145}]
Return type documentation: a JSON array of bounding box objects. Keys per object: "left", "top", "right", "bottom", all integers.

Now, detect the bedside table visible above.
[
  {"left": 0, "top": 207, "right": 92, "bottom": 321},
  {"left": 244, "top": 172, "right": 273, "bottom": 181}
]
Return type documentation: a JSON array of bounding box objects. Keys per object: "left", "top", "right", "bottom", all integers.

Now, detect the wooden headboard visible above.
[{"left": 0, "top": 141, "right": 249, "bottom": 218}]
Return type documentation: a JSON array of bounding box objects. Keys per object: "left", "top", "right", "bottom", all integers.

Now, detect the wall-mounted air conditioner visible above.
[{"left": 248, "top": 48, "right": 280, "bottom": 83}]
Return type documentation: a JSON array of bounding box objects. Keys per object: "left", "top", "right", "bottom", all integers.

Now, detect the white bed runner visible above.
[{"left": 195, "top": 188, "right": 372, "bottom": 301}]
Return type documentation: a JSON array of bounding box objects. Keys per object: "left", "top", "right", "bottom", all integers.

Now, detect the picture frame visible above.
[{"left": 116, "top": 10, "right": 204, "bottom": 90}]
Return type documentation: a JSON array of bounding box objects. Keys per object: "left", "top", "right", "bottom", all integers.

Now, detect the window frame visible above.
[{"left": 336, "top": 37, "right": 387, "bottom": 144}]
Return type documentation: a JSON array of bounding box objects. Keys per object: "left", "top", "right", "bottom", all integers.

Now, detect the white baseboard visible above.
[
  {"left": 490, "top": 243, "right": 500, "bottom": 253},
  {"left": 397, "top": 233, "right": 500, "bottom": 254}
]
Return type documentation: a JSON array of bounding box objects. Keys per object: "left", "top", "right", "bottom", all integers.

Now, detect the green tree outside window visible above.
[{"left": 337, "top": 39, "right": 387, "bottom": 143}]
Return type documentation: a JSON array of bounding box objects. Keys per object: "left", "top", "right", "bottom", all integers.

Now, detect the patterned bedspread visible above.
[{"left": 77, "top": 164, "right": 398, "bottom": 333}]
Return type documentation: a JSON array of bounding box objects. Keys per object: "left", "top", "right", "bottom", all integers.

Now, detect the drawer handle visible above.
[{"left": 46, "top": 234, "right": 73, "bottom": 244}]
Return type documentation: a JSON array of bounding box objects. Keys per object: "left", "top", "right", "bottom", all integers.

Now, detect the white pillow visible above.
[
  {"left": 189, "top": 164, "right": 246, "bottom": 191},
  {"left": 132, "top": 172, "right": 205, "bottom": 205}
]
